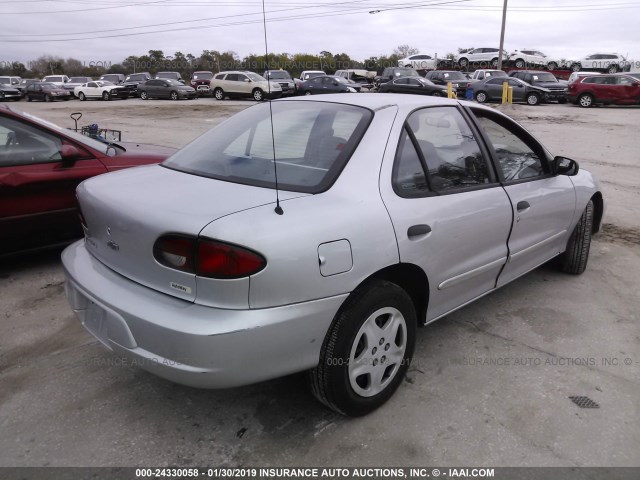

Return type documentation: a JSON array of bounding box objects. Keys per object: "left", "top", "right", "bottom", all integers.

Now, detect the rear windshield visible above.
[
  {"left": 442, "top": 72, "right": 467, "bottom": 80},
  {"left": 266, "top": 71, "right": 291, "bottom": 80},
  {"left": 163, "top": 101, "right": 372, "bottom": 193},
  {"left": 193, "top": 72, "right": 213, "bottom": 80},
  {"left": 530, "top": 73, "right": 557, "bottom": 82}
]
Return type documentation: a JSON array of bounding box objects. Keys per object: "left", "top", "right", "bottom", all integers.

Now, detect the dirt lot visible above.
[{"left": 1, "top": 97, "right": 639, "bottom": 468}]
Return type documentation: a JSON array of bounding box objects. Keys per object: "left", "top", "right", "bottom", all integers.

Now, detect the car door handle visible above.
[
  {"left": 517, "top": 201, "right": 530, "bottom": 212},
  {"left": 407, "top": 224, "right": 432, "bottom": 240}
]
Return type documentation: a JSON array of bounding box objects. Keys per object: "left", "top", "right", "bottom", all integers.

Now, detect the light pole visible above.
[{"left": 497, "top": 0, "right": 508, "bottom": 70}]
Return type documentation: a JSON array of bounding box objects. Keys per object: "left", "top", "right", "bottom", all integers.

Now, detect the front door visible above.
[{"left": 469, "top": 108, "right": 576, "bottom": 287}]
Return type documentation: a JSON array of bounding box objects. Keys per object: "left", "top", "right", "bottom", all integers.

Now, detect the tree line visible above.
[{"left": 1, "top": 45, "right": 461, "bottom": 79}]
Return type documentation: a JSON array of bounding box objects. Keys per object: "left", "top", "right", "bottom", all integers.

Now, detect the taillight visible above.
[{"left": 153, "top": 235, "right": 266, "bottom": 279}]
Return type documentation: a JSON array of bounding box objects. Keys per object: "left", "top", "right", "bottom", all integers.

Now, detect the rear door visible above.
[
  {"left": 0, "top": 113, "right": 106, "bottom": 254},
  {"left": 614, "top": 75, "right": 640, "bottom": 104},
  {"left": 508, "top": 78, "right": 526, "bottom": 101},
  {"left": 469, "top": 107, "right": 576, "bottom": 286},
  {"left": 380, "top": 105, "right": 513, "bottom": 322}
]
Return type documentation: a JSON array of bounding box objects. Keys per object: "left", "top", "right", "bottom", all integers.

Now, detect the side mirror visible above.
[
  {"left": 244, "top": 78, "right": 251, "bottom": 82},
  {"left": 60, "top": 144, "right": 82, "bottom": 166},
  {"left": 553, "top": 156, "right": 579, "bottom": 176},
  {"left": 179, "top": 80, "right": 185, "bottom": 84}
]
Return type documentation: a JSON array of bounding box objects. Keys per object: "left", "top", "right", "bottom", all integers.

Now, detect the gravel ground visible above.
[{"left": 1, "top": 97, "right": 639, "bottom": 468}]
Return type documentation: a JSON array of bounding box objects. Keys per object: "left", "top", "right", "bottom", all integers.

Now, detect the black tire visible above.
[
  {"left": 307, "top": 280, "right": 416, "bottom": 416},
  {"left": 304, "top": 90, "right": 312, "bottom": 96},
  {"left": 78, "top": 92, "right": 86, "bottom": 101},
  {"left": 526, "top": 92, "right": 541, "bottom": 106},
  {"left": 26, "top": 95, "right": 32, "bottom": 102},
  {"left": 214, "top": 88, "right": 224, "bottom": 100},
  {"left": 102, "top": 91, "right": 110, "bottom": 101},
  {"left": 170, "top": 90, "right": 178, "bottom": 101},
  {"left": 547, "top": 62, "right": 558, "bottom": 71},
  {"left": 571, "top": 63, "right": 581, "bottom": 72},
  {"left": 475, "top": 91, "right": 488, "bottom": 103},
  {"left": 607, "top": 64, "right": 618, "bottom": 74},
  {"left": 578, "top": 93, "right": 594, "bottom": 108},
  {"left": 140, "top": 91, "right": 148, "bottom": 100},
  {"left": 491, "top": 57, "right": 499, "bottom": 67},
  {"left": 458, "top": 58, "right": 468, "bottom": 68},
  {"left": 515, "top": 58, "right": 525, "bottom": 68},
  {"left": 44, "top": 94, "right": 52, "bottom": 102},
  {"left": 252, "top": 88, "right": 264, "bottom": 101},
  {"left": 558, "top": 98, "right": 568, "bottom": 104},
  {"left": 561, "top": 200, "right": 594, "bottom": 275},
  {"left": 0, "top": 92, "right": 4, "bottom": 101}
]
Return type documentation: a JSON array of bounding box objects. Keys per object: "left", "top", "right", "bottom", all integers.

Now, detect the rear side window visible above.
[{"left": 163, "top": 101, "right": 372, "bottom": 194}]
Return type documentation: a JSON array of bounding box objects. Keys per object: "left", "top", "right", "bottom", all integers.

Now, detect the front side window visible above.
[
  {"left": 0, "top": 116, "right": 63, "bottom": 167},
  {"left": 163, "top": 102, "right": 372, "bottom": 194},
  {"left": 473, "top": 111, "right": 547, "bottom": 182}
]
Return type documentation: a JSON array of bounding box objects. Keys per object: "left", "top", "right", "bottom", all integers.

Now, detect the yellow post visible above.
[
  {"left": 501, "top": 81, "right": 509, "bottom": 104},
  {"left": 447, "top": 82, "right": 457, "bottom": 99},
  {"left": 507, "top": 86, "right": 513, "bottom": 104}
]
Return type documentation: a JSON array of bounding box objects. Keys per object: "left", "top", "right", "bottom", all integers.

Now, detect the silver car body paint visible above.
[{"left": 63, "top": 94, "right": 602, "bottom": 388}]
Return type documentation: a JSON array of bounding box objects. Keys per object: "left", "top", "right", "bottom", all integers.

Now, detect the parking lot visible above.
[{"left": 1, "top": 98, "right": 639, "bottom": 467}]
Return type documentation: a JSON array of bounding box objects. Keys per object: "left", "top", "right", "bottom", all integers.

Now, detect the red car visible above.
[
  {"left": 189, "top": 71, "right": 213, "bottom": 94},
  {"left": 569, "top": 73, "right": 640, "bottom": 107},
  {"left": 0, "top": 105, "right": 175, "bottom": 255}
]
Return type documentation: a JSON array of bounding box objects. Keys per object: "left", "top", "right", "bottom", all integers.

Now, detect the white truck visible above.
[{"left": 470, "top": 69, "right": 509, "bottom": 81}]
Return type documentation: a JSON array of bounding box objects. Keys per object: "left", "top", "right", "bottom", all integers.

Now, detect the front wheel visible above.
[
  {"left": 561, "top": 200, "right": 594, "bottom": 274},
  {"left": 547, "top": 62, "right": 558, "bottom": 70},
  {"left": 491, "top": 57, "right": 499, "bottom": 67},
  {"left": 515, "top": 58, "right": 525, "bottom": 68},
  {"left": 526, "top": 92, "right": 541, "bottom": 106},
  {"left": 307, "top": 280, "right": 416, "bottom": 416},
  {"left": 252, "top": 88, "right": 264, "bottom": 101},
  {"left": 139, "top": 91, "right": 148, "bottom": 100},
  {"left": 607, "top": 64, "right": 618, "bottom": 74},
  {"left": 475, "top": 91, "right": 488, "bottom": 103},
  {"left": 213, "top": 88, "right": 224, "bottom": 100},
  {"left": 571, "top": 63, "right": 581, "bottom": 72},
  {"left": 578, "top": 93, "right": 594, "bottom": 108},
  {"left": 102, "top": 91, "right": 110, "bottom": 101},
  {"left": 78, "top": 92, "right": 86, "bottom": 101},
  {"left": 44, "top": 94, "right": 52, "bottom": 102},
  {"left": 170, "top": 91, "right": 179, "bottom": 100},
  {"left": 304, "top": 90, "right": 312, "bottom": 96},
  {"left": 458, "top": 58, "right": 468, "bottom": 68}
]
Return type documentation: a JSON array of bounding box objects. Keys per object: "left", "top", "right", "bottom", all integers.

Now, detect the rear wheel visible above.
[
  {"left": 307, "top": 280, "right": 416, "bottom": 416},
  {"left": 458, "top": 58, "right": 469, "bottom": 68},
  {"left": 78, "top": 92, "right": 86, "bottom": 101},
  {"left": 515, "top": 58, "right": 525, "bottom": 68},
  {"left": 571, "top": 63, "right": 581, "bottom": 72},
  {"left": 607, "top": 64, "right": 618, "bottom": 74},
  {"left": 561, "top": 200, "right": 594, "bottom": 275},
  {"left": 214, "top": 88, "right": 224, "bottom": 100},
  {"left": 170, "top": 90, "right": 179, "bottom": 101},
  {"left": 547, "top": 62, "right": 558, "bottom": 70},
  {"left": 140, "top": 91, "right": 148, "bottom": 100},
  {"left": 44, "top": 94, "right": 52, "bottom": 102},
  {"left": 304, "top": 90, "right": 312, "bottom": 96},
  {"left": 491, "top": 57, "right": 499, "bottom": 67},
  {"left": 578, "top": 93, "right": 594, "bottom": 108},
  {"left": 475, "top": 91, "right": 488, "bottom": 103}
]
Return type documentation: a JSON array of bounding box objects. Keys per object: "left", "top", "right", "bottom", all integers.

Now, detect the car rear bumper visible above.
[{"left": 62, "top": 241, "right": 346, "bottom": 389}]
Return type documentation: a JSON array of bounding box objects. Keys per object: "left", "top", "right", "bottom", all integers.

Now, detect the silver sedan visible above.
[{"left": 62, "top": 94, "right": 603, "bottom": 416}]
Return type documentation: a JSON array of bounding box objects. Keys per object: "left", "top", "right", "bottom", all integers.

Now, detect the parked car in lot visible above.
[
  {"left": 211, "top": 71, "right": 282, "bottom": 101},
  {"left": 99, "top": 73, "right": 126, "bottom": 85},
  {"left": 470, "top": 69, "right": 508, "bottom": 81},
  {"left": 509, "top": 49, "right": 568, "bottom": 70},
  {"left": 298, "top": 75, "right": 357, "bottom": 95},
  {"left": 190, "top": 71, "right": 214, "bottom": 94},
  {"left": 61, "top": 93, "right": 603, "bottom": 416},
  {"left": 24, "top": 82, "right": 71, "bottom": 102},
  {"left": 42, "top": 75, "right": 70, "bottom": 87},
  {"left": 156, "top": 71, "right": 185, "bottom": 83},
  {"left": 455, "top": 48, "right": 508, "bottom": 68},
  {"left": 378, "top": 76, "right": 447, "bottom": 96},
  {"left": 299, "top": 70, "right": 325, "bottom": 81},
  {"left": 75, "top": 81, "right": 130, "bottom": 101},
  {"left": 0, "top": 83, "right": 21, "bottom": 101},
  {"left": 472, "top": 77, "right": 550, "bottom": 105},
  {"left": 123, "top": 72, "right": 152, "bottom": 97},
  {"left": 568, "top": 73, "right": 640, "bottom": 107},
  {"left": 0, "top": 105, "right": 175, "bottom": 255},
  {"left": 397, "top": 53, "right": 439, "bottom": 70},
  {"left": 16, "top": 78, "right": 39, "bottom": 96},
  {"left": 509, "top": 70, "right": 568, "bottom": 103},
  {"left": 424, "top": 70, "right": 472, "bottom": 96},
  {"left": 334, "top": 69, "right": 376, "bottom": 90},
  {"left": 138, "top": 79, "right": 197, "bottom": 100},
  {"left": 263, "top": 70, "right": 296, "bottom": 96},
  {"left": 374, "top": 67, "right": 420, "bottom": 87},
  {"left": 570, "top": 53, "right": 630, "bottom": 73},
  {"left": 64, "top": 76, "right": 94, "bottom": 95}
]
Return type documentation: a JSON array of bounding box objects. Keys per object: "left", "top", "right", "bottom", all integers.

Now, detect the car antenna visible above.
[{"left": 262, "top": 0, "right": 283, "bottom": 215}]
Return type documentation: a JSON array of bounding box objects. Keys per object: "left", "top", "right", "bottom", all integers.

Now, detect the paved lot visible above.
[{"left": 1, "top": 98, "right": 639, "bottom": 467}]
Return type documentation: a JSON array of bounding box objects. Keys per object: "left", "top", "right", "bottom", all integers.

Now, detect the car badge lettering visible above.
[{"left": 170, "top": 282, "right": 192, "bottom": 294}]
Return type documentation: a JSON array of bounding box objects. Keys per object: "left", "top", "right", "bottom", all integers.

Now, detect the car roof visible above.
[{"left": 277, "top": 92, "right": 493, "bottom": 112}]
